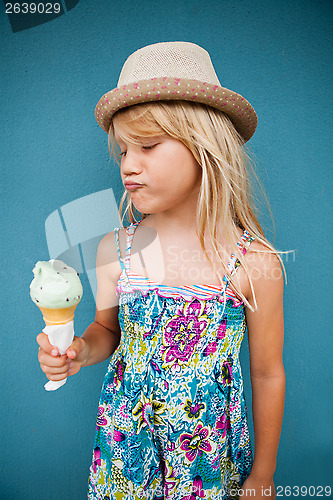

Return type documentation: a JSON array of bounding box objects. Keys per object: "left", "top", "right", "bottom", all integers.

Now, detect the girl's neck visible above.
[
  {"left": 140, "top": 211, "right": 238, "bottom": 259},
  {"left": 146, "top": 212, "right": 196, "bottom": 234}
]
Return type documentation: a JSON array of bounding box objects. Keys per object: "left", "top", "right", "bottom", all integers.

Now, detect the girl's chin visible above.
[
  {"left": 131, "top": 201, "right": 148, "bottom": 213},
  {"left": 132, "top": 202, "right": 158, "bottom": 215}
]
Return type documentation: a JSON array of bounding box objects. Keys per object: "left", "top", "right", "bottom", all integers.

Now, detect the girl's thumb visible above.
[
  {"left": 67, "top": 348, "right": 77, "bottom": 359},
  {"left": 66, "top": 336, "right": 86, "bottom": 361},
  {"left": 66, "top": 336, "right": 84, "bottom": 359}
]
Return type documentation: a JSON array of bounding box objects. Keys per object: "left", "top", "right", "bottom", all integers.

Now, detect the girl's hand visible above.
[
  {"left": 36, "top": 332, "right": 89, "bottom": 381},
  {"left": 239, "top": 475, "right": 275, "bottom": 499}
]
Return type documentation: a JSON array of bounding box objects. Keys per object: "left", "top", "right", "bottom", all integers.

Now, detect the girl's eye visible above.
[
  {"left": 142, "top": 144, "right": 158, "bottom": 150},
  {"left": 119, "top": 143, "right": 158, "bottom": 157}
]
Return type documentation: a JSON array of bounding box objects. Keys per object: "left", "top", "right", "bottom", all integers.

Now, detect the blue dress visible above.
[{"left": 88, "top": 222, "right": 254, "bottom": 499}]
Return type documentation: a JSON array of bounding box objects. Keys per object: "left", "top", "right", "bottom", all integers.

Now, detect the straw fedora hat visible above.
[{"left": 95, "top": 41, "right": 258, "bottom": 142}]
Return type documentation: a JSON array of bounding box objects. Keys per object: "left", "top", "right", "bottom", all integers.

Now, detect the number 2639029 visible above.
[
  {"left": 5, "top": 3, "right": 61, "bottom": 14},
  {"left": 276, "top": 485, "right": 331, "bottom": 497}
]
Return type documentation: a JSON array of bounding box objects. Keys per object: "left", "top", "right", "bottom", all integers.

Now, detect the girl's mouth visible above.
[{"left": 124, "top": 183, "right": 143, "bottom": 191}]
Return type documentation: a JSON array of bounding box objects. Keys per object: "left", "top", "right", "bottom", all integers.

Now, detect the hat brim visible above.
[{"left": 95, "top": 77, "right": 257, "bottom": 142}]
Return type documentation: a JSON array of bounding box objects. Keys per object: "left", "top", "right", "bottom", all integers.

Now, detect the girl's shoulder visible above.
[
  {"left": 101, "top": 222, "right": 156, "bottom": 261},
  {"left": 96, "top": 230, "right": 122, "bottom": 274},
  {"left": 229, "top": 231, "right": 283, "bottom": 305},
  {"left": 244, "top": 238, "right": 282, "bottom": 271},
  {"left": 242, "top": 238, "right": 284, "bottom": 298}
]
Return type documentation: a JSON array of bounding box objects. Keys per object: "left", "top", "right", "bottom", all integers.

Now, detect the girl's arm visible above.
[
  {"left": 79, "top": 231, "right": 123, "bottom": 367},
  {"left": 242, "top": 245, "right": 285, "bottom": 496}
]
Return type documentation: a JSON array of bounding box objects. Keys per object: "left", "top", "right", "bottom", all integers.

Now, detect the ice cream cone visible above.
[
  {"left": 31, "top": 260, "right": 83, "bottom": 391},
  {"left": 38, "top": 303, "right": 79, "bottom": 325}
]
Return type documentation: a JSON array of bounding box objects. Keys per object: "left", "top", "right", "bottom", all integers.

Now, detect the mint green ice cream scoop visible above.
[{"left": 30, "top": 259, "right": 83, "bottom": 309}]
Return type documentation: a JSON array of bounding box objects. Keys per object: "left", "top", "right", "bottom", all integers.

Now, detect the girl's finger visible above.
[
  {"left": 45, "top": 372, "right": 70, "bottom": 382},
  {"left": 38, "top": 349, "right": 68, "bottom": 367},
  {"left": 40, "top": 362, "right": 70, "bottom": 376},
  {"left": 36, "top": 332, "right": 59, "bottom": 356}
]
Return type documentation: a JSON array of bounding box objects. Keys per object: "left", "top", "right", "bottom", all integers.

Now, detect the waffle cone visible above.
[{"left": 38, "top": 304, "right": 79, "bottom": 325}]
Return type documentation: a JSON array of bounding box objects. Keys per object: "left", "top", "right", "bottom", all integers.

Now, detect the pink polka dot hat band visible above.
[{"left": 95, "top": 41, "right": 258, "bottom": 142}]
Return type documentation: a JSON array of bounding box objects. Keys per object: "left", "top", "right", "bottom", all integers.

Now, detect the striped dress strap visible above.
[
  {"left": 114, "top": 227, "right": 133, "bottom": 289},
  {"left": 114, "top": 228, "right": 126, "bottom": 273},
  {"left": 226, "top": 230, "right": 255, "bottom": 278},
  {"left": 124, "top": 222, "right": 140, "bottom": 273}
]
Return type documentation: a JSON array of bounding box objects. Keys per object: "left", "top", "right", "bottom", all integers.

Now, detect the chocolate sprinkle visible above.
[{"left": 66, "top": 298, "right": 69, "bottom": 301}]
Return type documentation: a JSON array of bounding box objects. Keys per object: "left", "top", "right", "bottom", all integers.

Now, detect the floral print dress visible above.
[{"left": 88, "top": 222, "right": 255, "bottom": 500}]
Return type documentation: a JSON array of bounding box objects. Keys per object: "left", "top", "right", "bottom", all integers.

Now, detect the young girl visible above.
[{"left": 37, "top": 42, "right": 285, "bottom": 500}]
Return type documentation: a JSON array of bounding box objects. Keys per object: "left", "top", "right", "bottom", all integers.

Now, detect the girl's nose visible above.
[{"left": 121, "top": 150, "right": 143, "bottom": 176}]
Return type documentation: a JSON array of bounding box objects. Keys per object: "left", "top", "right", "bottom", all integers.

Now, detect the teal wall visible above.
[{"left": 1, "top": 0, "right": 332, "bottom": 498}]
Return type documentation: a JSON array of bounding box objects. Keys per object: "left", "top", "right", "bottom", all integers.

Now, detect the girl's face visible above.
[{"left": 113, "top": 125, "right": 202, "bottom": 216}]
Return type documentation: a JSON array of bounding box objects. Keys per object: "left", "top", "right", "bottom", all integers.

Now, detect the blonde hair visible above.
[{"left": 108, "top": 101, "right": 285, "bottom": 310}]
